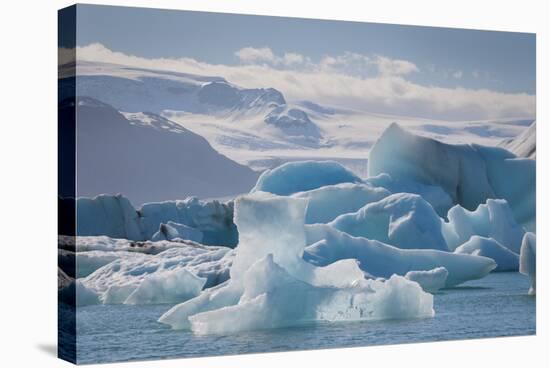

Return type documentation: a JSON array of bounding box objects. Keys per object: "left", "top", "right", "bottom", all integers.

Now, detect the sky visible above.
[{"left": 66, "top": 4, "right": 536, "bottom": 121}]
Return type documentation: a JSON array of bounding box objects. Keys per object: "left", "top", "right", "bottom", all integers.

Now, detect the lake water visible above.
[{"left": 75, "top": 272, "right": 535, "bottom": 364}]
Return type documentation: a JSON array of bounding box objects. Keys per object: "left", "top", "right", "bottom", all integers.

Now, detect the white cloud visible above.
[
  {"left": 235, "top": 47, "right": 276, "bottom": 64},
  {"left": 283, "top": 52, "right": 305, "bottom": 66},
  {"left": 453, "top": 70, "right": 463, "bottom": 79},
  {"left": 374, "top": 55, "right": 419, "bottom": 76},
  {"left": 68, "top": 43, "right": 535, "bottom": 121}
]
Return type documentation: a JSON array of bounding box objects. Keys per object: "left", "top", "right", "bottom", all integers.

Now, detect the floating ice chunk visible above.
[
  {"left": 304, "top": 225, "right": 496, "bottom": 287},
  {"left": 75, "top": 250, "right": 147, "bottom": 278},
  {"left": 329, "top": 193, "right": 448, "bottom": 250},
  {"left": 124, "top": 268, "right": 206, "bottom": 305},
  {"left": 64, "top": 235, "right": 196, "bottom": 255},
  {"left": 366, "top": 173, "right": 453, "bottom": 217},
  {"left": 454, "top": 236, "right": 519, "bottom": 272},
  {"left": 160, "top": 193, "right": 434, "bottom": 332},
  {"left": 292, "top": 183, "right": 390, "bottom": 224},
  {"left": 81, "top": 242, "right": 233, "bottom": 304},
  {"left": 368, "top": 123, "right": 535, "bottom": 231},
  {"left": 442, "top": 199, "right": 525, "bottom": 253},
  {"left": 151, "top": 221, "right": 203, "bottom": 243},
  {"left": 252, "top": 160, "right": 362, "bottom": 196},
  {"left": 231, "top": 191, "right": 363, "bottom": 286},
  {"left": 58, "top": 275, "right": 100, "bottom": 306},
  {"left": 74, "top": 195, "right": 237, "bottom": 246},
  {"left": 187, "top": 255, "right": 433, "bottom": 335},
  {"left": 519, "top": 232, "right": 536, "bottom": 295},
  {"left": 159, "top": 281, "right": 243, "bottom": 330},
  {"left": 75, "top": 280, "right": 101, "bottom": 306},
  {"left": 139, "top": 197, "right": 237, "bottom": 246},
  {"left": 77, "top": 194, "right": 142, "bottom": 240},
  {"left": 405, "top": 267, "right": 448, "bottom": 293}
]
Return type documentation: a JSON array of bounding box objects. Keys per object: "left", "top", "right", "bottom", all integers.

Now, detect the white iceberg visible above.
[
  {"left": 499, "top": 121, "right": 536, "bottom": 159},
  {"left": 186, "top": 255, "right": 433, "bottom": 335},
  {"left": 159, "top": 192, "right": 434, "bottom": 333},
  {"left": 454, "top": 236, "right": 519, "bottom": 272},
  {"left": 151, "top": 221, "right": 203, "bottom": 243},
  {"left": 292, "top": 182, "right": 390, "bottom": 224},
  {"left": 76, "top": 194, "right": 142, "bottom": 240},
  {"left": 304, "top": 225, "right": 496, "bottom": 287},
  {"left": 405, "top": 267, "right": 448, "bottom": 293},
  {"left": 65, "top": 235, "right": 194, "bottom": 255},
  {"left": 519, "top": 232, "right": 536, "bottom": 295},
  {"left": 138, "top": 197, "right": 237, "bottom": 246},
  {"left": 329, "top": 193, "right": 448, "bottom": 251},
  {"left": 442, "top": 199, "right": 525, "bottom": 253},
  {"left": 80, "top": 242, "right": 234, "bottom": 304},
  {"left": 367, "top": 173, "right": 453, "bottom": 217},
  {"left": 75, "top": 250, "right": 147, "bottom": 278},
  {"left": 75, "top": 195, "right": 237, "bottom": 246},
  {"left": 252, "top": 160, "right": 363, "bottom": 196},
  {"left": 368, "top": 123, "right": 535, "bottom": 231}
]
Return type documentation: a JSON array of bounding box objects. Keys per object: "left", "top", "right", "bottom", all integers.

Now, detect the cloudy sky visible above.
[{"left": 66, "top": 4, "right": 536, "bottom": 121}]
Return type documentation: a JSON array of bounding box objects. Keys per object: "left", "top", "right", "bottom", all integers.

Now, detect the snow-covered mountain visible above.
[
  {"left": 59, "top": 61, "right": 535, "bottom": 178},
  {"left": 499, "top": 121, "right": 536, "bottom": 159},
  {"left": 61, "top": 96, "right": 259, "bottom": 205}
]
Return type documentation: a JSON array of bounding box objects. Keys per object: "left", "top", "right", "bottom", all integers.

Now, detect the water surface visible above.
[{"left": 76, "top": 272, "right": 535, "bottom": 364}]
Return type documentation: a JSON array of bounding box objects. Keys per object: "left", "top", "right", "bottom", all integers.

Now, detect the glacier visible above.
[
  {"left": 368, "top": 123, "right": 535, "bottom": 231},
  {"left": 159, "top": 192, "right": 434, "bottom": 333},
  {"left": 303, "top": 225, "right": 496, "bottom": 287},
  {"left": 252, "top": 160, "right": 363, "bottom": 196},
  {"left": 454, "top": 236, "right": 519, "bottom": 272},
  {"left": 519, "top": 232, "right": 536, "bottom": 295},
  {"left": 329, "top": 193, "right": 448, "bottom": 251}
]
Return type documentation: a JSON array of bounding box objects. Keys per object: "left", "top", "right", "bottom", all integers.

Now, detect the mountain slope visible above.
[{"left": 61, "top": 97, "right": 259, "bottom": 205}]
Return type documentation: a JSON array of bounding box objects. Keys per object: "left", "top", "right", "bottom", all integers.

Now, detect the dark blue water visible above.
[{"left": 75, "top": 272, "right": 535, "bottom": 364}]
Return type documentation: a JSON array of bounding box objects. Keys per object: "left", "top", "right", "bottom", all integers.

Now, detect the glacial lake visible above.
[{"left": 74, "top": 272, "right": 535, "bottom": 364}]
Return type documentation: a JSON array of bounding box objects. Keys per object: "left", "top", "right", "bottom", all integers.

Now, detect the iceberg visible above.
[
  {"left": 454, "top": 236, "right": 519, "bottom": 272},
  {"left": 75, "top": 250, "right": 147, "bottom": 278},
  {"left": 292, "top": 183, "right": 390, "bottom": 224},
  {"left": 159, "top": 192, "right": 434, "bottom": 333},
  {"left": 366, "top": 173, "right": 453, "bottom": 217},
  {"left": 138, "top": 197, "right": 237, "bottom": 246},
  {"left": 80, "top": 242, "right": 234, "bottom": 304},
  {"left": 61, "top": 235, "right": 195, "bottom": 255},
  {"left": 329, "top": 193, "right": 448, "bottom": 251},
  {"left": 151, "top": 221, "right": 203, "bottom": 243},
  {"left": 405, "top": 267, "right": 448, "bottom": 293},
  {"left": 304, "top": 225, "right": 496, "bottom": 287},
  {"left": 74, "top": 195, "right": 237, "bottom": 246},
  {"left": 442, "top": 199, "right": 525, "bottom": 253},
  {"left": 519, "top": 232, "right": 536, "bottom": 295},
  {"left": 76, "top": 194, "right": 142, "bottom": 240},
  {"left": 252, "top": 160, "right": 363, "bottom": 196},
  {"left": 368, "top": 123, "right": 535, "bottom": 231},
  {"left": 499, "top": 121, "right": 536, "bottom": 159},
  {"left": 186, "top": 255, "right": 433, "bottom": 335}
]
